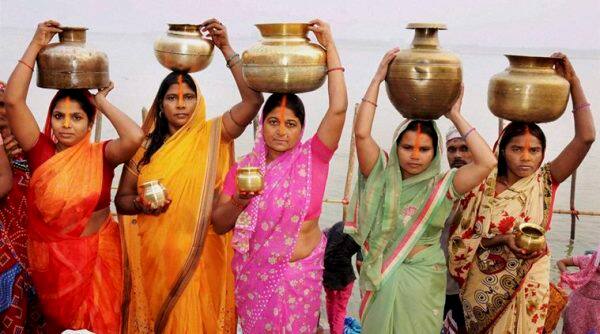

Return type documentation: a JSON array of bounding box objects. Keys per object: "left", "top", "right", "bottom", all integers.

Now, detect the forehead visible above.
[
  {"left": 265, "top": 107, "right": 300, "bottom": 121},
  {"left": 507, "top": 133, "right": 543, "bottom": 147},
  {"left": 446, "top": 138, "right": 467, "bottom": 147},
  {"left": 399, "top": 130, "right": 434, "bottom": 145},
  {"left": 53, "top": 98, "right": 84, "bottom": 112},
  {"left": 166, "top": 82, "right": 195, "bottom": 94}
]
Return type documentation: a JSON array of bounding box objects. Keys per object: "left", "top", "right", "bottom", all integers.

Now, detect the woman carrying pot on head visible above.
[
  {"left": 211, "top": 19, "right": 347, "bottom": 333},
  {"left": 4, "top": 20, "right": 144, "bottom": 333},
  {"left": 448, "top": 53, "right": 595, "bottom": 334},
  {"left": 345, "top": 49, "right": 497, "bottom": 334},
  {"left": 115, "top": 18, "right": 263, "bottom": 333}
]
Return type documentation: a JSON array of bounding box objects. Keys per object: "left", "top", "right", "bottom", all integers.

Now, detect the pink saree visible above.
[{"left": 227, "top": 122, "right": 332, "bottom": 333}]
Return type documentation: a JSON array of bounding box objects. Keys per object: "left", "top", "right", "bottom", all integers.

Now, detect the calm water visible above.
[{"left": 1, "top": 28, "right": 599, "bottom": 325}]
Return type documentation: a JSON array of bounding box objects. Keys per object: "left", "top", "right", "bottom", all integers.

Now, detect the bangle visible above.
[
  {"left": 18, "top": 60, "right": 34, "bottom": 72},
  {"left": 361, "top": 97, "right": 377, "bottom": 108},
  {"left": 462, "top": 127, "right": 476, "bottom": 140},
  {"left": 230, "top": 196, "right": 246, "bottom": 211},
  {"left": 572, "top": 103, "right": 590, "bottom": 113},
  {"left": 226, "top": 53, "right": 240, "bottom": 68},
  {"left": 327, "top": 67, "right": 345, "bottom": 74}
]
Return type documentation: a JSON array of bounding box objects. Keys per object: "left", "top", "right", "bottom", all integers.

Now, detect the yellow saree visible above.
[{"left": 119, "top": 89, "right": 235, "bottom": 333}]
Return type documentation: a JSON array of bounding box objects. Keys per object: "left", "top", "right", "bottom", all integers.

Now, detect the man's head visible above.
[{"left": 446, "top": 127, "right": 473, "bottom": 169}]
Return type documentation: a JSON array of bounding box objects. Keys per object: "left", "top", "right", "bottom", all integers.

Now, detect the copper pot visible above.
[
  {"left": 140, "top": 180, "right": 167, "bottom": 209},
  {"left": 488, "top": 55, "right": 570, "bottom": 123},
  {"left": 236, "top": 167, "right": 264, "bottom": 193},
  {"left": 242, "top": 23, "right": 326, "bottom": 93},
  {"left": 515, "top": 223, "right": 547, "bottom": 252},
  {"left": 36, "top": 27, "right": 110, "bottom": 89},
  {"left": 154, "top": 24, "right": 214, "bottom": 73},
  {"left": 385, "top": 23, "right": 462, "bottom": 119}
]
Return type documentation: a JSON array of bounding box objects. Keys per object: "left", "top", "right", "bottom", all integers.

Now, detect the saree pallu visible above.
[
  {"left": 120, "top": 92, "right": 235, "bottom": 334},
  {"left": 27, "top": 134, "right": 122, "bottom": 333},
  {"left": 448, "top": 163, "right": 556, "bottom": 334}
]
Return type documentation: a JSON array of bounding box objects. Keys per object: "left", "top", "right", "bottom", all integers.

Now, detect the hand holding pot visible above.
[
  {"left": 307, "top": 19, "right": 334, "bottom": 49},
  {"left": 201, "top": 18, "right": 230, "bottom": 51},
  {"left": 445, "top": 83, "right": 464, "bottom": 120},
  {"left": 551, "top": 52, "right": 578, "bottom": 84},
  {"left": 373, "top": 48, "right": 400, "bottom": 83},
  {"left": 134, "top": 192, "right": 172, "bottom": 216},
  {"left": 31, "top": 20, "right": 62, "bottom": 50},
  {"left": 503, "top": 233, "right": 544, "bottom": 260},
  {"left": 93, "top": 81, "right": 114, "bottom": 106}
]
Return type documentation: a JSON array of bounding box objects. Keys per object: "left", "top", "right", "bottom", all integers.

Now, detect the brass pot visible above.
[
  {"left": 385, "top": 23, "right": 462, "bottom": 119},
  {"left": 36, "top": 27, "right": 110, "bottom": 89},
  {"left": 488, "top": 55, "right": 570, "bottom": 123},
  {"left": 154, "top": 24, "right": 214, "bottom": 73},
  {"left": 515, "top": 223, "right": 547, "bottom": 252},
  {"left": 236, "top": 167, "right": 264, "bottom": 193},
  {"left": 242, "top": 23, "right": 326, "bottom": 93},
  {"left": 140, "top": 180, "right": 167, "bottom": 209}
]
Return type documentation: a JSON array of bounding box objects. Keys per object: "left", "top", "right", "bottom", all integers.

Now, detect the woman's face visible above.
[
  {"left": 262, "top": 107, "right": 303, "bottom": 154},
  {"left": 161, "top": 82, "right": 197, "bottom": 131},
  {"left": 50, "top": 98, "right": 91, "bottom": 147},
  {"left": 502, "top": 133, "right": 544, "bottom": 178},
  {"left": 396, "top": 130, "right": 435, "bottom": 178}
]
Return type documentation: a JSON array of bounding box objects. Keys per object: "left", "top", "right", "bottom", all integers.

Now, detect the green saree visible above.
[{"left": 345, "top": 120, "right": 458, "bottom": 333}]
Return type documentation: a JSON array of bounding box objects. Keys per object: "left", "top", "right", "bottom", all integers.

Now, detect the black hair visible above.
[
  {"left": 49, "top": 89, "right": 96, "bottom": 124},
  {"left": 261, "top": 93, "right": 305, "bottom": 127},
  {"left": 396, "top": 120, "right": 438, "bottom": 156},
  {"left": 497, "top": 122, "right": 546, "bottom": 176},
  {"left": 139, "top": 71, "right": 197, "bottom": 167}
]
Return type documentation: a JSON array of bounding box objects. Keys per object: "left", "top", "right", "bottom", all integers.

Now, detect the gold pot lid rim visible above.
[
  {"left": 59, "top": 26, "right": 88, "bottom": 31},
  {"left": 167, "top": 23, "right": 201, "bottom": 32},
  {"left": 255, "top": 23, "right": 309, "bottom": 36},
  {"left": 505, "top": 54, "right": 561, "bottom": 60},
  {"left": 407, "top": 23, "right": 447, "bottom": 30},
  {"left": 518, "top": 222, "right": 546, "bottom": 234}
]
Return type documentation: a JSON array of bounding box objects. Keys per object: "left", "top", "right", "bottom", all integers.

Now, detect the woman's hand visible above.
[
  {"left": 134, "top": 193, "right": 172, "bottom": 216},
  {"left": 201, "top": 18, "right": 231, "bottom": 51},
  {"left": 237, "top": 190, "right": 261, "bottom": 201},
  {"left": 31, "top": 20, "right": 62, "bottom": 50},
  {"left": 94, "top": 81, "right": 114, "bottom": 107},
  {"left": 373, "top": 47, "right": 400, "bottom": 83},
  {"left": 502, "top": 233, "right": 544, "bottom": 260},
  {"left": 307, "top": 19, "right": 334, "bottom": 49},
  {"left": 2, "top": 133, "right": 23, "bottom": 159},
  {"left": 445, "top": 83, "right": 464, "bottom": 120},
  {"left": 551, "top": 52, "right": 578, "bottom": 84}
]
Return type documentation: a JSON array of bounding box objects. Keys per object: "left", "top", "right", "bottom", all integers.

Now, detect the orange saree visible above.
[{"left": 27, "top": 125, "right": 122, "bottom": 332}]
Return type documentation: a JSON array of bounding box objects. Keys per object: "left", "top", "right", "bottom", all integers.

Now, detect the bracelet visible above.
[
  {"left": 18, "top": 60, "right": 34, "bottom": 72},
  {"left": 327, "top": 67, "right": 345, "bottom": 74},
  {"left": 230, "top": 196, "right": 246, "bottom": 211},
  {"left": 228, "top": 57, "right": 242, "bottom": 69},
  {"left": 572, "top": 103, "right": 591, "bottom": 113},
  {"left": 226, "top": 53, "right": 240, "bottom": 68},
  {"left": 361, "top": 97, "right": 377, "bottom": 108},
  {"left": 228, "top": 110, "right": 244, "bottom": 128},
  {"left": 462, "top": 127, "right": 476, "bottom": 140}
]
